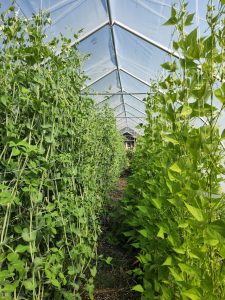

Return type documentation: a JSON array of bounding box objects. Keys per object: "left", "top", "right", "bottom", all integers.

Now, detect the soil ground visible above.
[{"left": 93, "top": 176, "right": 140, "bottom": 300}]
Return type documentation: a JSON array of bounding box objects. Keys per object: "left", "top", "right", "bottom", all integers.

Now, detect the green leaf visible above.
[
  {"left": 185, "top": 13, "right": 195, "bottom": 26},
  {"left": 164, "top": 7, "right": 178, "bottom": 26},
  {"left": 161, "top": 61, "right": 177, "bottom": 72},
  {"left": 105, "top": 257, "right": 113, "bottom": 265},
  {"left": 22, "top": 228, "right": 36, "bottom": 242},
  {"left": 132, "top": 284, "right": 144, "bottom": 293},
  {"left": 164, "top": 17, "right": 178, "bottom": 26},
  {"left": 182, "top": 288, "right": 201, "bottom": 300},
  {"left": 23, "top": 279, "right": 36, "bottom": 291},
  {"left": 0, "top": 95, "right": 8, "bottom": 106},
  {"left": 178, "top": 222, "right": 189, "bottom": 228},
  {"left": 11, "top": 147, "right": 21, "bottom": 156},
  {"left": 138, "top": 229, "right": 148, "bottom": 238},
  {"left": 0, "top": 270, "right": 15, "bottom": 281},
  {"left": 162, "top": 134, "right": 179, "bottom": 145},
  {"left": 178, "top": 263, "right": 197, "bottom": 275},
  {"left": 21, "top": 87, "right": 30, "bottom": 94},
  {"left": 0, "top": 191, "right": 14, "bottom": 206},
  {"left": 214, "top": 88, "right": 225, "bottom": 104},
  {"left": 2, "top": 281, "right": 19, "bottom": 293},
  {"left": 169, "top": 267, "right": 183, "bottom": 281},
  {"left": 221, "top": 129, "right": 225, "bottom": 139},
  {"left": 137, "top": 205, "right": 149, "bottom": 215},
  {"left": 180, "top": 105, "right": 192, "bottom": 117},
  {"left": 15, "top": 244, "right": 28, "bottom": 253},
  {"left": 7, "top": 252, "right": 19, "bottom": 262},
  {"left": 186, "top": 28, "right": 198, "bottom": 46},
  {"left": 50, "top": 278, "right": 61, "bottom": 288},
  {"left": 185, "top": 203, "right": 204, "bottom": 222},
  {"left": 162, "top": 256, "right": 173, "bottom": 266},
  {"left": 173, "top": 247, "right": 185, "bottom": 254},
  {"left": 157, "top": 226, "right": 166, "bottom": 239},
  {"left": 169, "top": 163, "right": 181, "bottom": 173},
  {"left": 150, "top": 198, "right": 162, "bottom": 210},
  {"left": 30, "top": 191, "right": 43, "bottom": 203}
]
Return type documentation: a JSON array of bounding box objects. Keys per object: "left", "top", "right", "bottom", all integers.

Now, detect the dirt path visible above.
[{"left": 94, "top": 177, "right": 139, "bottom": 300}]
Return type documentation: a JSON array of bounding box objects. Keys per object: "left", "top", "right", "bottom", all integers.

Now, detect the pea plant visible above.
[
  {"left": 0, "top": 6, "right": 125, "bottom": 300},
  {"left": 121, "top": 1, "right": 225, "bottom": 299}
]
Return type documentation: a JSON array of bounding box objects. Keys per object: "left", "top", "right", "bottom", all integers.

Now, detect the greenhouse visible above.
[{"left": 0, "top": 0, "right": 225, "bottom": 299}]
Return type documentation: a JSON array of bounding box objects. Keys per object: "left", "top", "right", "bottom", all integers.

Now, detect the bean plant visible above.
[
  {"left": 0, "top": 6, "right": 125, "bottom": 300},
  {"left": 121, "top": 1, "right": 225, "bottom": 299}
]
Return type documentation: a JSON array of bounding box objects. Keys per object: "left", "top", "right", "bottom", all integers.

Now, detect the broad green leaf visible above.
[
  {"left": 178, "top": 222, "right": 189, "bottom": 228},
  {"left": 150, "top": 198, "right": 162, "bottom": 210},
  {"left": 166, "top": 180, "right": 172, "bottom": 192},
  {"left": 105, "top": 257, "right": 113, "bottom": 265},
  {"left": 137, "top": 205, "right": 148, "bottom": 215},
  {"left": 182, "top": 288, "right": 201, "bottom": 300},
  {"left": 11, "top": 147, "right": 21, "bottom": 156},
  {"left": 164, "top": 17, "right": 178, "bottom": 25},
  {"left": 161, "top": 61, "right": 177, "bottom": 72},
  {"left": 157, "top": 226, "right": 166, "bottom": 239},
  {"left": 178, "top": 263, "right": 197, "bottom": 275},
  {"left": 0, "top": 191, "right": 14, "bottom": 206},
  {"left": 214, "top": 88, "right": 225, "bottom": 104},
  {"left": 137, "top": 254, "right": 150, "bottom": 264},
  {"left": 0, "top": 95, "right": 8, "bottom": 106},
  {"left": 15, "top": 244, "right": 29, "bottom": 253},
  {"left": 180, "top": 105, "right": 192, "bottom": 117},
  {"left": 7, "top": 252, "right": 19, "bottom": 262},
  {"left": 21, "top": 87, "right": 30, "bottom": 94},
  {"left": 169, "top": 163, "right": 181, "bottom": 173},
  {"left": 51, "top": 278, "right": 61, "bottom": 288},
  {"left": 162, "top": 134, "right": 179, "bottom": 145},
  {"left": 30, "top": 191, "right": 43, "bottom": 203},
  {"left": 167, "top": 171, "right": 177, "bottom": 182},
  {"left": 169, "top": 267, "right": 183, "bottom": 281},
  {"left": 218, "top": 245, "right": 225, "bottom": 258},
  {"left": 173, "top": 247, "right": 185, "bottom": 254},
  {"left": 162, "top": 256, "right": 173, "bottom": 266},
  {"left": 185, "top": 13, "right": 195, "bottom": 26},
  {"left": 23, "top": 279, "right": 36, "bottom": 291},
  {"left": 90, "top": 266, "right": 97, "bottom": 277},
  {"left": 186, "top": 28, "right": 198, "bottom": 46},
  {"left": 164, "top": 7, "right": 177, "bottom": 25},
  {"left": 0, "top": 270, "right": 15, "bottom": 281},
  {"left": 221, "top": 129, "right": 225, "bottom": 139},
  {"left": 132, "top": 284, "right": 144, "bottom": 293},
  {"left": 34, "top": 257, "right": 43, "bottom": 266},
  {"left": 185, "top": 203, "right": 204, "bottom": 222},
  {"left": 138, "top": 229, "right": 148, "bottom": 238},
  {"left": 2, "top": 281, "right": 19, "bottom": 293},
  {"left": 22, "top": 228, "right": 36, "bottom": 242}
]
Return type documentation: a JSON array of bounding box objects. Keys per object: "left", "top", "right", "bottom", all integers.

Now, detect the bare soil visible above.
[{"left": 93, "top": 177, "right": 140, "bottom": 300}]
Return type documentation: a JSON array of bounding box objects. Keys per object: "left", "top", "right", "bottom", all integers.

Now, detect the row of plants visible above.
[
  {"left": 121, "top": 1, "right": 225, "bottom": 299},
  {"left": 0, "top": 6, "right": 125, "bottom": 300}
]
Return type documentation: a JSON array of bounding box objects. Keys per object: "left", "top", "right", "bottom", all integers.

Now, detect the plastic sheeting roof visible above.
[{"left": 2, "top": 0, "right": 221, "bottom": 135}]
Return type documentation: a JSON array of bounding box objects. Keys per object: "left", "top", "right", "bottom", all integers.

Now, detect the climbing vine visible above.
[
  {"left": 122, "top": 1, "right": 225, "bottom": 299},
  {"left": 0, "top": 6, "right": 125, "bottom": 300}
]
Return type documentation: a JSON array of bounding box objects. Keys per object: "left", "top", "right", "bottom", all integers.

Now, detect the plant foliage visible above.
[
  {"left": 121, "top": 1, "right": 225, "bottom": 299},
  {"left": 0, "top": 6, "right": 125, "bottom": 300}
]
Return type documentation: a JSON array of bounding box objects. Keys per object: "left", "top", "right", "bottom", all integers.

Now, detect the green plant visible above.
[
  {"left": 0, "top": 5, "right": 125, "bottom": 299},
  {"left": 121, "top": 1, "right": 225, "bottom": 299}
]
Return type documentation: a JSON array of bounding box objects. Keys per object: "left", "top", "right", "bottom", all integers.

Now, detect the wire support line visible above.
[
  {"left": 81, "top": 92, "right": 150, "bottom": 96},
  {"left": 116, "top": 116, "right": 146, "bottom": 118}
]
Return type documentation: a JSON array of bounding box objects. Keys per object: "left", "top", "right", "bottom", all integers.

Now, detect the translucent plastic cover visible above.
[{"left": 4, "top": 0, "right": 222, "bottom": 135}]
